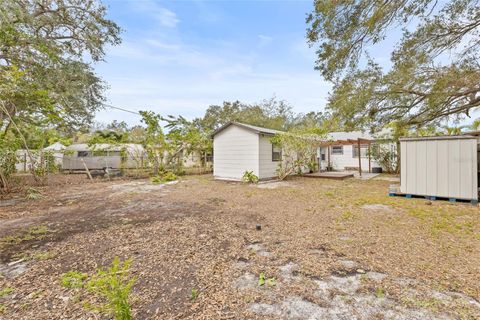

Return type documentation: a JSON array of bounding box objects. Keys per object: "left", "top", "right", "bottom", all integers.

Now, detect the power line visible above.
[{"left": 102, "top": 103, "right": 141, "bottom": 115}]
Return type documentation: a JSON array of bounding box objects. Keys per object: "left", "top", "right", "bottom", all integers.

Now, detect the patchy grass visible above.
[
  {"left": 61, "top": 271, "right": 88, "bottom": 289},
  {"left": 408, "top": 206, "right": 479, "bottom": 237},
  {"left": 0, "top": 225, "right": 50, "bottom": 246},
  {"left": 0, "top": 287, "right": 13, "bottom": 298}
]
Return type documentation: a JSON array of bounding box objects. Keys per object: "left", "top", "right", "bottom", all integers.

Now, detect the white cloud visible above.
[
  {"left": 130, "top": 0, "right": 179, "bottom": 28},
  {"left": 258, "top": 34, "right": 273, "bottom": 47},
  {"left": 155, "top": 7, "right": 179, "bottom": 28}
]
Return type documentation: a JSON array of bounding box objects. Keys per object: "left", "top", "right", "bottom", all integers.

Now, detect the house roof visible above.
[
  {"left": 325, "top": 131, "right": 375, "bottom": 141},
  {"left": 211, "top": 121, "right": 283, "bottom": 137},
  {"left": 65, "top": 143, "right": 144, "bottom": 152},
  {"left": 44, "top": 142, "right": 66, "bottom": 151}
]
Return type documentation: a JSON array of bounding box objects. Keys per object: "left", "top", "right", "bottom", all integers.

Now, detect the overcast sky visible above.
[{"left": 93, "top": 0, "right": 332, "bottom": 125}]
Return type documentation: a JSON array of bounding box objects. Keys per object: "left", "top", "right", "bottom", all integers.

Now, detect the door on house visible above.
[{"left": 318, "top": 147, "right": 327, "bottom": 171}]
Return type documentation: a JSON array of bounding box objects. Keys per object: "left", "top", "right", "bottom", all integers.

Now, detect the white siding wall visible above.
[
  {"left": 319, "top": 145, "right": 381, "bottom": 171},
  {"left": 400, "top": 138, "right": 477, "bottom": 200},
  {"left": 213, "top": 125, "right": 259, "bottom": 180},
  {"left": 258, "top": 134, "right": 279, "bottom": 179}
]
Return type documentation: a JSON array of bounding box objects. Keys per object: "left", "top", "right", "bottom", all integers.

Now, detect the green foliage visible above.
[
  {"left": 271, "top": 127, "right": 326, "bottom": 180},
  {"left": 25, "top": 188, "right": 43, "bottom": 200},
  {"left": 258, "top": 273, "right": 265, "bottom": 286},
  {"left": 191, "top": 288, "right": 199, "bottom": 302},
  {"left": 307, "top": 0, "right": 480, "bottom": 129},
  {"left": 242, "top": 171, "right": 259, "bottom": 184},
  {"left": 0, "top": 0, "right": 120, "bottom": 190},
  {"left": 61, "top": 271, "right": 88, "bottom": 289},
  {"left": 370, "top": 144, "right": 398, "bottom": 174},
  {"left": 375, "top": 287, "right": 386, "bottom": 299},
  {"left": 258, "top": 273, "right": 276, "bottom": 287},
  {"left": 0, "top": 287, "right": 14, "bottom": 298},
  {"left": 150, "top": 171, "right": 177, "bottom": 184},
  {"left": 86, "top": 257, "right": 136, "bottom": 320},
  {"left": 1, "top": 225, "right": 49, "bottom": 246}
]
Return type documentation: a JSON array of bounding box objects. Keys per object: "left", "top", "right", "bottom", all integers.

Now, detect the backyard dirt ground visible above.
[{"left": 0, "top": 174, "right": 479, "bottom": 319}]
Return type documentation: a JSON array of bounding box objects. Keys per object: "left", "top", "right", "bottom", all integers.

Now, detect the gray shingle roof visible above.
[{"left": 212, "top": 122, "right": 283, "bottom": 137}]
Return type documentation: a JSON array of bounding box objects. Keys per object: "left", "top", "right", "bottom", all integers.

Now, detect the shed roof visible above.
[
  {"left": 212, "top": 122, "right": 283, "bottom": 137},
  {"left": 399, "top": 135, "right": 478, "bottom": 142}
]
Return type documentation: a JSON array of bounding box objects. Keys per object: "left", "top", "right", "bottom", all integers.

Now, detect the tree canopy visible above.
[
  {"left": 0, "top": 0, "right": 121, "bottom": 138},
  {"left": 307, "top": 0, "right": 480, "bottom": 130}
]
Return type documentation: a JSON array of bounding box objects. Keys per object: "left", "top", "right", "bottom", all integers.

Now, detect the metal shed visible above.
[{"left": 400, "top": 135, "right": 478, "bottom": 201}]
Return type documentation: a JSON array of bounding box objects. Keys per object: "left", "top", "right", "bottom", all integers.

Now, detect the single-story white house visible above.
[
  {"left": 44, "top": 141, "right": 66, "bottom": 168},
  {"left": 62, "top": 143, "right": 146, "bottom": 171},
  {"left": 212, "top": 122, "right": 396, "bottom": 181},
  {"left": 15, "top": 142, "right": 66, "bottom": 172},
  {"left": 212, "top": 122, "right": 283, "bottom": 181},
  {"left": 318, "top": 131, "right": 391, "bottom": 172}
]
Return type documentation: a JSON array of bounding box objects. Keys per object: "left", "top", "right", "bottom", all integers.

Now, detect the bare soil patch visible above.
[{"left": 0, "top": 174, "right": 479, "bottom": 319}]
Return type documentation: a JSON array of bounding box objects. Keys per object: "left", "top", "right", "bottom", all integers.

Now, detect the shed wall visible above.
[
  {"left": 258, "top": 134, "right": 279, "bottom": 179},
  {"left": 400, "top": 138, "right": 478, "bottom": 200},
  {"left": 213, "top": 125, "right": 259, "bottom": 180}
]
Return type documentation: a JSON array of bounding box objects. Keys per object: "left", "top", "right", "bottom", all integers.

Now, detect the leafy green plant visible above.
[
  {"left": 242, "top": 171, "right": 259, "bottom": 184},
  {"left": 191, "top": 288, "right": 199, "bottom": 302},
  {"left": 258, "top": 273, "right": 266, "bottom": 286},
  {"left": 86, "top": 257, "right": 136, "bottom": 320},
  {"left": 258, "top": 273, "right": 276, "bottom": 287},
  {"left": 375, "top": 287, "right": 386, "bottom": 298},
  {"left": 162, "top": 171, "right": 177, "bottom": 182},
  {"left": 61, "top": 271, "right": 88, "bottom": 289},
  {"left": 150, "top": 171, "right": 177, "bottom": 184}
]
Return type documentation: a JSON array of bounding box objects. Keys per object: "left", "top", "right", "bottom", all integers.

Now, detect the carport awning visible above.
[
  {"left": 314, "top": 138, "right": 373, "bottom": 146},
  {"left": 315, "top": 138, "right": 375, "bottom": 176}
]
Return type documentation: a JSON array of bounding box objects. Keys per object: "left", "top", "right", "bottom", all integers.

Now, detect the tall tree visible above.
[
  {"left": 307, "top": 0, "right": 480, "bottom": 130},
  {"left": 0, "top": 0, "right": 121, "bottom": 137}
]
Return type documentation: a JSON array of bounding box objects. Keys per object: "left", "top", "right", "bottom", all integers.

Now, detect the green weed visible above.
[
  {"left": 0, "top": 287, "right": 13, "bottom": 298},
  {"left": 191, "top": 288, "right": 199, "bottom": 302},
  {"left": 258, "top": 273, "right": 276, "bottom": 287},
  {"left": 0, "top": 225, "right": 49, "bottom": 246},
  {"left": 61, "top": 271, "right": 88, "bottom": 289},
  {"left": 86, "top": 257, "right": 136, "bottom": 320},
  {"left": 25, "top": 188, "right": 43, "bottom": 200},
  {"left": 375, "top": 287, "right": 385, "bottom": 298},
  {"left": 242, "top": 171, "right": 259, "bottom": 184}
]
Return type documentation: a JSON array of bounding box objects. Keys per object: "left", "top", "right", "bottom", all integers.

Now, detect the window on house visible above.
[
  {"left": 77, "top": 151, "right": 90, "bottom": 157},
  {"left": 272, "top": 144, "right": 282, "bottom": 161},
  {"left": 92, "top": 150, "right": 108, "bottom": 157},
  {"left": 352, "top": 145, "right": 369, "bottom": 158},
  {"left": 331, "top": 145, "right": 343, "bottom": 155}
]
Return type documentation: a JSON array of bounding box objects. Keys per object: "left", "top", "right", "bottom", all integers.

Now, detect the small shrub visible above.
[
  {"left": 86, "top": 257, "right": 136, "bottom": 320},
  {"left": 150, "top": 176, "right": 162, "bottom": 184},
  {"left": 25, "top": 188, "right": 43, "bottom": 200},
  {"left": 242, "top": 171, "right": 259, "bottom": 184},
  {"left": 163, "top": 171, "right": 177, "bottom": 182},
  {"left": 61, "top": 271, "right": 88, "bottom": 289},
  {"left": 150, "top": 171, "right": 177, "bottom": 184}
]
